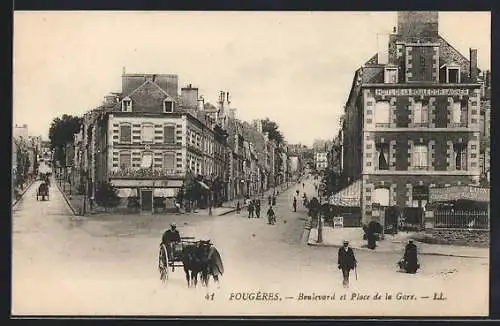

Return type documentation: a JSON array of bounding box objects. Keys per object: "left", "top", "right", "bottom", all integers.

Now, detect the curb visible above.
[
  {"left": 54, "top": 179, "right": 78, "bottom": 216},
  {"left": 12, "top": 178, "right": 37, "bottom": 208},
  {"left": 306, "top": 241, "right": 488, "bottom": 259}
]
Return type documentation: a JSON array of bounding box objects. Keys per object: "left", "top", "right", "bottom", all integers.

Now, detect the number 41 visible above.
[{"left": 205, "top": 293, "right": 215, "bottom": 301}]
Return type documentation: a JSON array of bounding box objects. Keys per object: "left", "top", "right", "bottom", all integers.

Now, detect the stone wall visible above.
[{"left": 422, "top": 229, "right": 489, "bottom": 247}]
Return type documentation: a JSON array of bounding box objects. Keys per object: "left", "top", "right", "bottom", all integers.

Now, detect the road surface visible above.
[{"left": 12, "top": 176, "right": 489, "bottom": 316}]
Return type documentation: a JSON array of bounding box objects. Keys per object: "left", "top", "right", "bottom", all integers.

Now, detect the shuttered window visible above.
[
  {"left": 119, "top": 152, "right": 131, "bottom": 170},
  {"left": 163, "top": 152, "right": 175, "bottom": 172},
  {"left": 163, "top": 125, "right": 175, "bottom": 144},
  {"left": 120, "top": 124, "right": 132, "bottom": 143},
  {"left": 142, "top": 124, "right": 154, "bottom": 143}
]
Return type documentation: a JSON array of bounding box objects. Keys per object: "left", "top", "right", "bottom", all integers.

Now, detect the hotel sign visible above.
[
  {"left": 375, "top": 89, "right": 470, "bottom": 96},
  {"left": 429, "top": 186, "right": 490, "bottom": 203}
]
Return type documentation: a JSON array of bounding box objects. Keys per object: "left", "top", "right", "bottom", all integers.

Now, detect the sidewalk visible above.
[
  {"left": 196, "top": 181, "right": 298, "bottom": 216},
  {"left": 12, "top": 177, "right": 37, "bottom": 208},
  {"left": 307, "top": 226, "right": 489, "bottom": 258}
]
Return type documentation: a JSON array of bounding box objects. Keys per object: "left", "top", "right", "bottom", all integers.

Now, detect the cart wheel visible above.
[{"left": 159, "top": 244, "right": 169, "bottom": 283}]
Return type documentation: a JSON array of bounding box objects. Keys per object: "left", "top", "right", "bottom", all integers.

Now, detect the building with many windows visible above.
[
  {"left": 342, "top": 11, "right": 485, "bottom": 226},
  {"left": 77, "top": 72, "right": 228, "bottom": 212},
  {"left": 315, "top": 152, "right": 328, "bottom": 171}
]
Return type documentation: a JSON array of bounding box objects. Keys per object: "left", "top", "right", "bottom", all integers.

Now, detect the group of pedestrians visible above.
[
  {"left": 235, "top": 194, "right": 277, "bottom": 225},
  {"left": 246, "top": 198, "right": 261, "bottom": 218}
]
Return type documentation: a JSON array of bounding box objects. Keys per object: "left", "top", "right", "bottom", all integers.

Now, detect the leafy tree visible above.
[
  {"left": 49, "top": 114, "right": 82, "bottom": 166},
  {"left": 261, "top": 118, "right": 284, "bottom": 145},
  {"left": 308, "top": 197, "right": 321, "bottom": 219},
  {"left": 184, "top": 179, "right": 202, "bottom": 202},
  {"left": 176, "top": 185, "right": 185, "bottom": 207},
  {"left": 94, "top": 181, "right": 120, "bottom": 212},
  {"left": 322, "top": 169, "right": 342, "bottom": 197}
]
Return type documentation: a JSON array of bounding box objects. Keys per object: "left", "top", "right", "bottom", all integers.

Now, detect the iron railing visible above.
[{"left": 434, "top": 209, "right": 489, "bottom": 230}]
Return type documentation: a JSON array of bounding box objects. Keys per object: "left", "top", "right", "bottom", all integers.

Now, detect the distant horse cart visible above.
[
  {"left": 36, "top": 182, "right": 50, "bottom": 201},
  {"left": 158, "top": 237, "right": 224, "bottom": 288}
]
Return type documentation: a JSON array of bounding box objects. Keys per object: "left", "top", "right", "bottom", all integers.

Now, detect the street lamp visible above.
[{"left": 317, "top": 194, "right": 323, "bottom": 243}]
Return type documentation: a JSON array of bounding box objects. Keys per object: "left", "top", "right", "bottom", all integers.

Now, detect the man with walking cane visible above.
[{"left": 338, "top": 240, "right": 357, "bottom": 288}]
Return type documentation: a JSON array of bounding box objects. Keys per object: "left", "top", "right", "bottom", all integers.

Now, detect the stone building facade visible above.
[{"left": 342, "top": 11, "right": 485, "bottom": 226}]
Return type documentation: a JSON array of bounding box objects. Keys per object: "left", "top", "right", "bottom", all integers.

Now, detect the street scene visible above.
[{"left": 12, "top": 11, "right": 490, "bottom": 317}]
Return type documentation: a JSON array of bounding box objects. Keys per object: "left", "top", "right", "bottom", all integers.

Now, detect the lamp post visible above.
[{"left": 317, "top": 194, "right": 323, "bottom": 243}]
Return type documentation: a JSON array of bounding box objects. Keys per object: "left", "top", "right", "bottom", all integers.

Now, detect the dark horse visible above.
[
  {"left": 197, "top": 240, "right": 224, "bottom": 287},
  {"left": 181, "top": 242, "right": 206, "bottom": 287}
]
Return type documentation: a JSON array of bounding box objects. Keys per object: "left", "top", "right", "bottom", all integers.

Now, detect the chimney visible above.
[
  {"left": 397, "top": 11, "right": 439, "bottom": 37},
  {"left": 198, "top": 96, "right": 205, "bottom": 111},
  {"left": 122, "top": 66, "right": 126, "bottom": 75},
  {"left": 181, "top": 84, "right": 199, "bottom": 111},
  {"left": 470, "top": 48, "right": 478, "bottom": 81}
]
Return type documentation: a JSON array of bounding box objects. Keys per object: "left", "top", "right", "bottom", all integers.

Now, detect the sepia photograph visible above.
[{"left": 12, "top": 10, "right": 491, "bottom": 317}]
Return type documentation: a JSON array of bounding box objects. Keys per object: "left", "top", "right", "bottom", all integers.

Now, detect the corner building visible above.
[{"left": 342, "top": 11, "right": 483, "bottom": 226}]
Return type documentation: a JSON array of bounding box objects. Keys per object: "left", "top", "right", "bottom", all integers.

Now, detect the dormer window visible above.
[
  {"left": 163, "top": 99, "right": 174, "bottom": 113},
  {"left": 442, "top": 63, "right": 461, "bottom": 84},
  {"left": 384, "top": 67, "right": 398, "bottom": 84},
  {"left": 122, "top": 97, "right": 132, "bottom": 112}
]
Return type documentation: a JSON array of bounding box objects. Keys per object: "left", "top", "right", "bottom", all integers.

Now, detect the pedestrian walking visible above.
[
  {"left": 296, "top": 189, "right": 300, "bottom": 197},
  {"left": 272, "top": 196, "right": 276, "bottom": 206},
  {"left": 255, "top": 200, "right": 261, "bottom": 218},
  {"left": 337, "top": 240, "right": 357, "bottom": 288},
  {"left": 268, "top": 195, "right": 272, "bottom": 206},
  {"left": 302, "top": 182, "right": 305, "bottom": 188},
  {"left": 248, "top": 201, "right": 254, "bottom": 218},
  {"left": 236, "top": 201, "right": 241, "bottom": 214},
  {"left": 293, "top": 196, "right": 297, "bottom": 212},
  {"left": 267, "top": 206, "right": 276, "bottom": 225}
]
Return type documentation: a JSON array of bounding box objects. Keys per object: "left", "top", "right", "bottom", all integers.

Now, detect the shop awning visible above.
[
  {"left": 117, "top": 188, "right": 138, "bottom": 197},
  {"left": 197, "top": 180, "right": 211, "bottom": 190},
  {"left": 429, "top": 186, "right": 490, "bottom": 203},
  {"left": 153, "top": 188, "right": 176, "bottom": 197},
  {"left": 328, "top": 180, "right": 361, "bottom": 207}
]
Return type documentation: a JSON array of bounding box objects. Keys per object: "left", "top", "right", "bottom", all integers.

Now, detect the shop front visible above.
[{"left": 111, "top": 178, "right": 183, "bottom": 213}]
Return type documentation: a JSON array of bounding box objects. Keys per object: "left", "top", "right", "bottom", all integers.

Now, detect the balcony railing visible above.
[
  {"left": 413, "top": 122, "right": 430, "bottom": 128},
  {"left": 375, "top": 123, "right": 391, "bottom": 128},
  {"left": 411, "top": 165, "right": 429, "bottom": 171},
  {"left": 110, "top": 167, "right": 182, "bottom": 178},
  {"left": 449, "top": 122, "right": 468, "bottom": 128}
]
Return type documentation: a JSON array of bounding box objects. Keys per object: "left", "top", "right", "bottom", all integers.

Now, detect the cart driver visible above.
[{"left": 162, "top": 223, "right": 181, "bottom": 262}]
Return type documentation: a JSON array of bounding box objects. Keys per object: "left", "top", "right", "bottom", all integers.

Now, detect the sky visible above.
[{"left": 13, "top": 11, "right": 490, "bottom": 146}]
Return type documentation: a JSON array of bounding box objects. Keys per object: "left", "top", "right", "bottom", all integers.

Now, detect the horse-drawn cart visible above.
[
  {"left": 158, "top": 236, "right": 196, "bottom": 282},
  {"left": 36, "top": 182, "right": 50, "bottom": 201}
]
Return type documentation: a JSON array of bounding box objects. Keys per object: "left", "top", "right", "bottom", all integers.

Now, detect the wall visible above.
[{"left": 109, "top": 115, "right": 185, "bottom": 174}]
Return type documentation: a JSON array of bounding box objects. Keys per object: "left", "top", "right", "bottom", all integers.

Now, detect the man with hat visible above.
[
  {"left": 162, "top": 223, "right": 182, "bottom": 264},
  {"left": 337, "top": 240, "right": 357, "bottom": 288}
]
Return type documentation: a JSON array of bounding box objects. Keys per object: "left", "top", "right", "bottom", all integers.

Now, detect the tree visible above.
[
  {"left": 261, "top": 118, "right": 284, "bottom": 145},
  {"left": 176, "top": 185, "right": 185, "bottom": 207},
  {"left": 94, "top": 181, "right": 120, "bottom": 212},
  {"left": 322, "top": 169, "right": 342, "bottom": 197},
  {"left": 49, "top": 114, "right": 82, "bottom": 166},
  {"left": 184, "top": 178, "right": 202, "bottom": 211}
]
